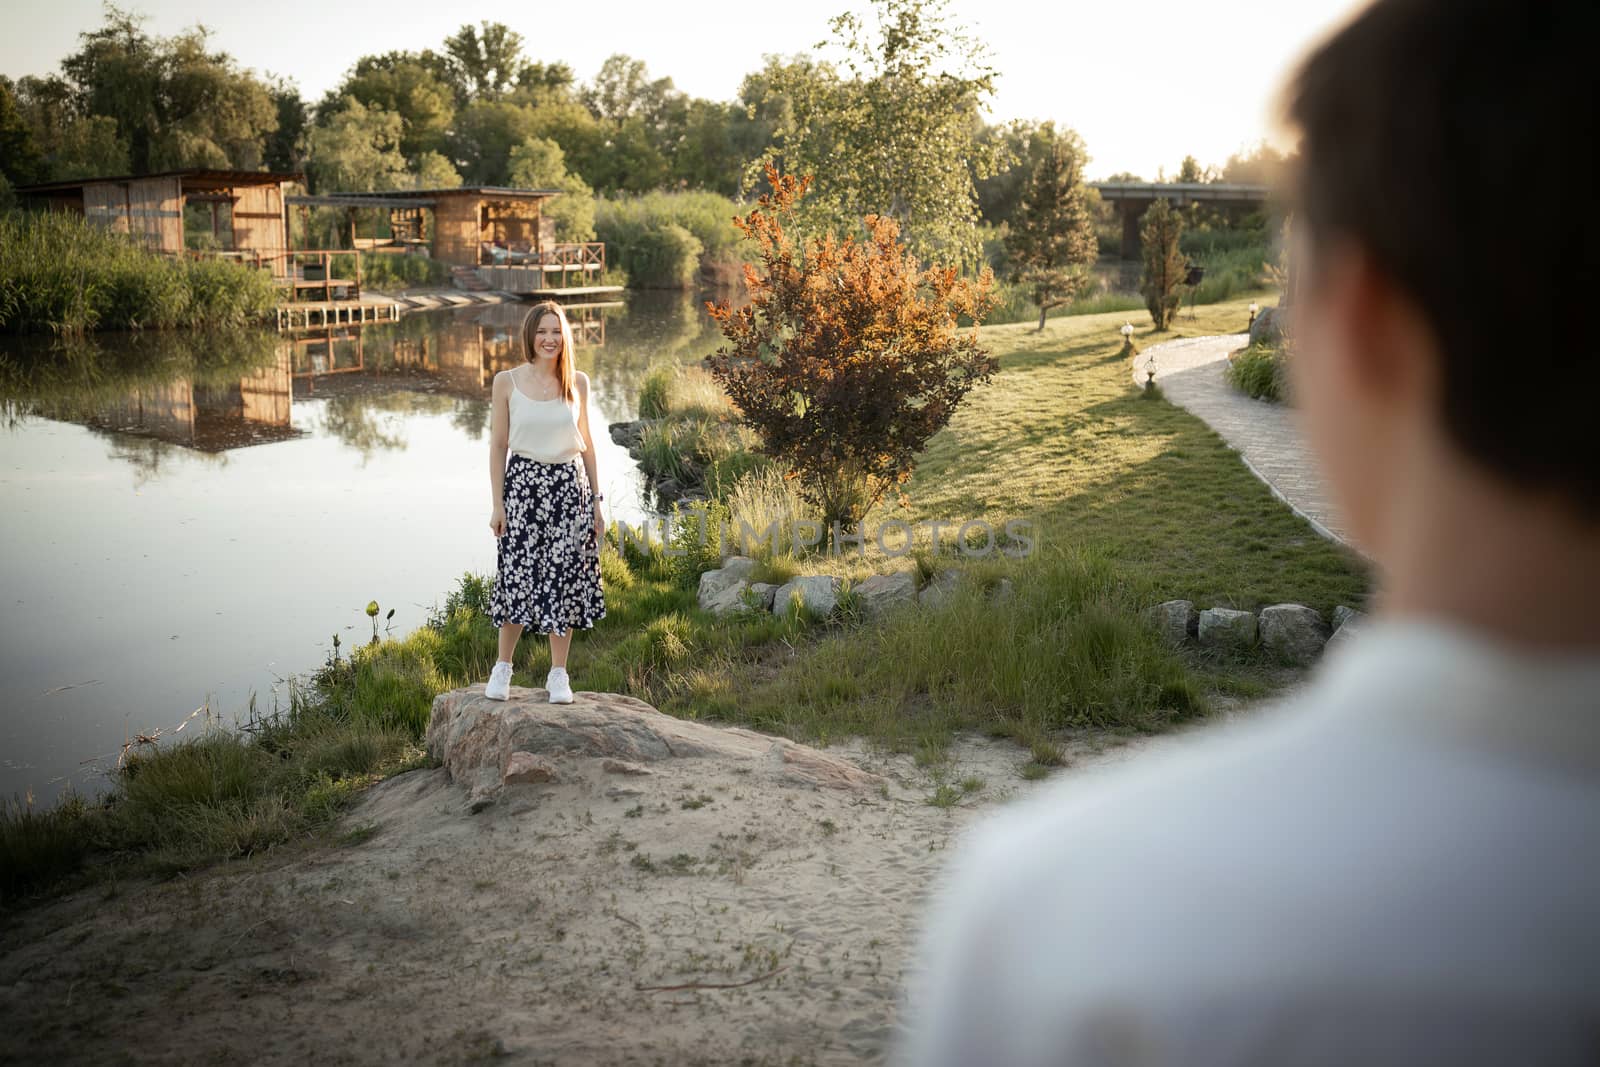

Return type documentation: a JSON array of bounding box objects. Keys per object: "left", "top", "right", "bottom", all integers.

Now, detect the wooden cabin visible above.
[
  {"left": 286, "top": 186, "right": 562, "bottom": 267},
  {"left": 285, "top": 185, "right": 613, "bottom": 295},
  {"left": 14, "top": 169, "right": 300, "bottom": 264}
]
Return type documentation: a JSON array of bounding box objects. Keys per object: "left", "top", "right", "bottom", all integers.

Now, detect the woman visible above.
[{"left": 483, "top": 300, "right": 606, "bottom": 703}]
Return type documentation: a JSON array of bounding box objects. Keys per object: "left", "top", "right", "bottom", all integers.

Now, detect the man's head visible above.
[{"left": 1283, "top": 0, "right": 1597, "bottom": 558}]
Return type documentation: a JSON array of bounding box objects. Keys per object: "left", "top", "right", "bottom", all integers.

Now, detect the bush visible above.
[
  {"left": 623, "top": 223, "right": 704, "bottom": 289},
  {"left": 0, "top": 210, "right": 277, "bottom": 333},
  {"left": 1225, "top": 342, "right": 1288, "bottom": 402},
  {"left": 594, "top": 189, "right": 749, "bottom": 289},
  {"left": 705, "top": 164, "right": 999, "bottom": 532}
]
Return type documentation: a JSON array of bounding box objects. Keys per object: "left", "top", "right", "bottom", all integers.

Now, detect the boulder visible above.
[
  {"left": 1147, "top": 600, "right": 1198, "bottom": 647},
  {"left": 1327, "top": 606, "right": 1367, "bottom": 651},
  {"left": 1332, "top": 605, "right": 1364, "bottom": 632},
  {"left": 918, "top": 568, "right": 963, "bottom": 610},
  {"left": 990, "top": 578, "right": 1015, "bottom": 603},
  {"left": 746, "top": 582, "right": 779, "bottom": 612},
  {"left": 426, "top": 686, "right": 885, "bottom": 812},
  {"left": 697, "top": 555, "right": 761, "bottom": 615},
  {"left": 1259, "top": 603, "right": 1330, "bottom": 664},
  {"left": 1249, "top": 305, "right": 1290, "bottom": 347},
  {"left": 1198, "top": 607, "right": 1259, "bottom": 649},
  {"left": 607, "top": 420, "right": 644, "bottom": 448},
  {"left": 853, "top": 571, "right": 919, "bottom": 617},
  {"left": 771, "top": 574, "right": 842, "bottom": 618}
]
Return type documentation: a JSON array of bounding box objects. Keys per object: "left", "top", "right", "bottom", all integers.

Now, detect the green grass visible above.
[
  {"left": 2, "top": 675, "right": 428, "bottom": 909},
  {"left": 1, "top": 292, "right": 1368, "bottom": 910},
  {"left": 0, "top": 209, "right": 279, "bottom": 333}
]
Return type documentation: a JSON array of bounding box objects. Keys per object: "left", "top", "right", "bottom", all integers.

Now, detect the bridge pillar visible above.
[{"left": 1120, "top": 201, "right": 1144, "bottom": 260}]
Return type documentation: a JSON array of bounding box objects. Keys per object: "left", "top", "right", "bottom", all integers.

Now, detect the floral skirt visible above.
[{"left": 490, "top": 453, "right": 606, "bottom": 635}]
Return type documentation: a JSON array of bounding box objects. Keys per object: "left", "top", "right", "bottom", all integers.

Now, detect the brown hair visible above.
[
  {"left": 520, "top": 300, "right": 578, "bottom": 404},
  {"left": 1284, "top": 0, "right": 1597, "bottom": 514}
]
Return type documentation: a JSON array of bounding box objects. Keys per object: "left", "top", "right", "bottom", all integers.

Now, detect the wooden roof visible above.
[{"left": 15, "top": 169, "right": 304, "bottom": 195}]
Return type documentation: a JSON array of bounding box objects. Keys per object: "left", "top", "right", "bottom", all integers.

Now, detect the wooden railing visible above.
[
  {"left": 479, "top": 241, "right": 606, "bottom": 273},
  {"left": 258, "top": 250, "right": 364, "bottom": 303}
]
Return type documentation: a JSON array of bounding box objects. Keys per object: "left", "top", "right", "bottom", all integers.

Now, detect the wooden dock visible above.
[
  {"left": 474, "top": 268, "right": 624, "bottom": 299},
  {"left": 276, "top": 299, "right": 401, "bottom": 330}
]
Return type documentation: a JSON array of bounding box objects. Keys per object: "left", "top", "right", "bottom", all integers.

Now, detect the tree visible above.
[
  {"left": 264, "top": 77, "right": 309, "bottom": 173},
  {"left": 324, "top": 52, "right": 455, "bottom": 159},
  {"left": 507, "top": 136, "right": 595, "bottom": 240},
  {"left": 442, "top": 22, "right": 527, "bottom": 102},
  {"left": 0, "top": 78, "right": 46, "bottom": 185},
  {"left": 1005, "top": 129, "right": 1097, "bottom": 330},
  {"left": 448, "top": 100, "right": 540, "bottom": 185},
  {"left": 748, "top": 0, "right": 1001, "bottom": 270},
  {"left": 704, "top": 162, "right": 999, "bottom": 534},
  {"left": 1139, "top": 198, "right": 1189, "bottom": 330},
  {"left": 57, "top": 7, "right": 276, "bottom": 172},
  {"left": 1221, "top": 140, "right": 1291, "bottom": 187},
  {"left": 409, "top": 150, "right": 461, "bottom": 188},
  {"left": 306, "top": 97, "right": 408, "bottom": 191}
]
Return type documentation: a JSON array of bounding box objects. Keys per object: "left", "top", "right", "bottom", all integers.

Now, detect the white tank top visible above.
[{"left": 507, "top": 376, "right": 585, "bottom": 463}]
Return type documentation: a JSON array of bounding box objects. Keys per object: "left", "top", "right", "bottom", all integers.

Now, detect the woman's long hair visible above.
[{"left": 520, "top": 300, "right": 578, "bottom": 404}]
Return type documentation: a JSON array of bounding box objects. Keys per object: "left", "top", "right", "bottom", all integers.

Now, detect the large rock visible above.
[
  {"left": 853, "top": 571, "right": 918, "bottom": 617},
  {"left": 771, "top": 574, "right": 842, "bottom": 618},
  {"left": 697, "top": 555, "right": 761, "bottom": 615},
  {"left": 1259, "top": 603, "right": 1330, "bottom": 663},
  {"left": 1332, "top": 605, "right": 1364, "bottom": 632},
  {"left": 1147, "top": 599, "right": 1198, "bottom": 647},
  {"left": 1198, "top": 607, "right": 1259, "bottom": 649},
  {"left": 746, "top": 582, "right": 779, "bottom": 611},
  {"left": 1327, "top": 605, "right": 1367, "bottom": 651},
  {"left": 426, "top": 686, "right": 885, "bottom": 812},
  {"left": 607, "top": 418, "right": 659, "bottom": 449},
  {"left": 918, "top": 568, "right": 963, "bottom": 610},
  {"left": 1249, "top": 305, "right": 1290, "bottom": 347}
]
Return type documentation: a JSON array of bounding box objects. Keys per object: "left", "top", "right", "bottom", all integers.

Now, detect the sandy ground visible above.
[{"left": 0, "top": 722, "right": 1233, "bottom": 1066}]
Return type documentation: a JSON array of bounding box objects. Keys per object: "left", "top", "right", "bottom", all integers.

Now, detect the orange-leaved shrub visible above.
[{"left": 703, "top": 163, "right": 999, "bottom": 537}]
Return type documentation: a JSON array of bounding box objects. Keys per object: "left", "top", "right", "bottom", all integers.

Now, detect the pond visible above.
[{"left": 0, "top": 291, "right": 731, "bottom": 807}]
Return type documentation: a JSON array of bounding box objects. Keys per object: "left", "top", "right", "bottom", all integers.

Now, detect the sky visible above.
[{"left": 3, "top": 0, "right": 1370, "bottom": 181}]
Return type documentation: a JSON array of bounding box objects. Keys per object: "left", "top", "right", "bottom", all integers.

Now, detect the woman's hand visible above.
[
  {"left": 592, "top": 505, "right": 606, "bottom": 549},
  {"left": 490, "top": 504, "right": 506, "bottom": 538}
]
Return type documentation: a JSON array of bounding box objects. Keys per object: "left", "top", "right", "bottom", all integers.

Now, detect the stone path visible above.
[{"left": 1132, "top": 333, "right": 1355, "bottom": 549}]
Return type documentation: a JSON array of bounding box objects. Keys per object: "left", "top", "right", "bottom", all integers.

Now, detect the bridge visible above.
[{"left": 1090, "top": 182, "right": 1273, "bottom": 257}]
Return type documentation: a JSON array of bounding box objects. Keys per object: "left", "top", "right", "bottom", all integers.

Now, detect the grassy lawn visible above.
[
  {"left": 903, "top": 295, "right": 1362, "bottom": 613},
  {"left": 3, "top": 290, "right": 1370, "bottom": 907}
]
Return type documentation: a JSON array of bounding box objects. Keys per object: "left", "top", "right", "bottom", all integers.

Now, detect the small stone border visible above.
[
  {"left": 1147, "top": 599, "right": 1365, "bottom": 664},
  {"left": 696, "top": 555, "right": 1012, "bottom": 621}
]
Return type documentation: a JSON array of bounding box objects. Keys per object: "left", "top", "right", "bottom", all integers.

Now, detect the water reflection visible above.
[{"left": 0, "top": 291, "right": 731, "bottom": 805}]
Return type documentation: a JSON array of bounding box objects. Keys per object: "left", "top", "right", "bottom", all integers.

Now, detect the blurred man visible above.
[{"left": 895, "top": 0, "right": 1599, "bottom": 1063}]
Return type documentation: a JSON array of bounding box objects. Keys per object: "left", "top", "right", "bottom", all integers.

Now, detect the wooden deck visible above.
[{"left": 475, "top": 270, "right": 626, "bottom": 298}]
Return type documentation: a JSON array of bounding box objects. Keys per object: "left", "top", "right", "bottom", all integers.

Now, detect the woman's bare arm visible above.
[
  {"left": 489, "top": 371, "right": 509, "bottom": 515},
  {"left": 575, "top": 371, "right": 601, "bottom": 505}
]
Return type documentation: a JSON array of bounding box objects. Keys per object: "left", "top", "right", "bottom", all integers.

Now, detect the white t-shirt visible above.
[{"left": 895, "top": 618, "right": 1600, "bottom": 1067}]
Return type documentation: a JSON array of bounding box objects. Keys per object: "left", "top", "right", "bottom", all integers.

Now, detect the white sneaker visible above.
[
  {"left": 546, "top": 666, "right": 573, "bottom": 704},
  {"left": 485, "top": 660, "right": 513, "bottom": 700}
]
